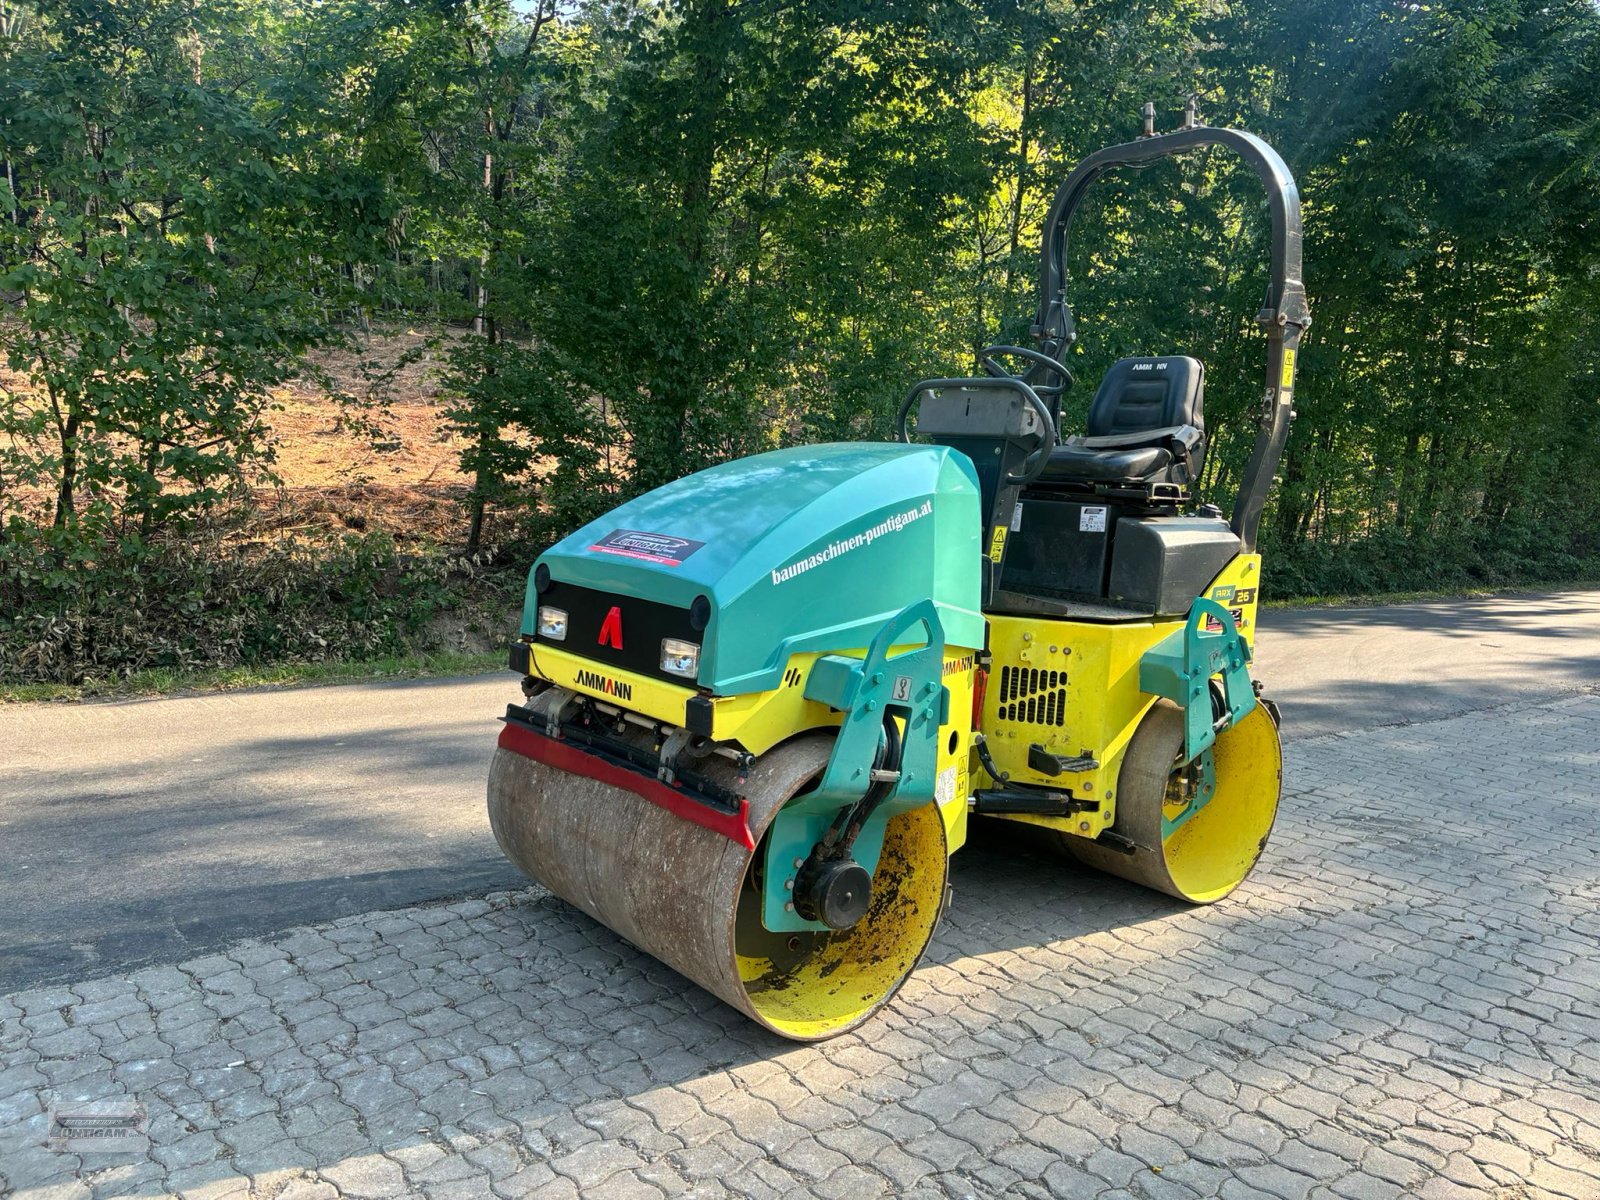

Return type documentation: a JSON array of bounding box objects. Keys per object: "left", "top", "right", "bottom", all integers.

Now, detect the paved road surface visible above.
[
  {"left": 4, "top": 691, "right": 1598, "bottom": 1199},
  {"left": 1, "top": 588, "right": 1595, "bottom": 993}
]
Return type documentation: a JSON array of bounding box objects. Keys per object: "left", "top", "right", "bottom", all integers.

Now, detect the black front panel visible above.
[{"left": 534, "top": 580, "right": 699, "bottom": 684}]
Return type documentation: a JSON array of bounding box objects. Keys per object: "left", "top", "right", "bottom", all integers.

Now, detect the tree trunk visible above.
[
  {"left": 467, "top": 489, "right": 487, "bottom": 556},
  {"left": 1002, "top": 55, "right": 1034, "bottom": 304},
  {"left": 138, "top": 438, "right": 160, "bottom": 536},
  {"left": 466, "top": 315, "right": 499, "bottom": 557},
  {"left": 53, "top": 410, "right": 80, "bottom": 528},
  {"left": 474, "top": 146, "right": 492, "bottom": 336}
]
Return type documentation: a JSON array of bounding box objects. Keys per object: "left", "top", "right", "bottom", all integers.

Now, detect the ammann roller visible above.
[{"left": 490, "top": 113, "right": 1307, "bottom": 1040}]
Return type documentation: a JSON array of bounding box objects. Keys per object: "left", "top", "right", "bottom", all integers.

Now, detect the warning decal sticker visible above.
[
  {"left": 1079, "top": 506, "right": 1108, "bottom": 533},
  {"left": 589, "top": 529, "right": 705, "bottom": 567},
  {"left": 989, "top": 525, "right": 1009, "bottom": 563}
]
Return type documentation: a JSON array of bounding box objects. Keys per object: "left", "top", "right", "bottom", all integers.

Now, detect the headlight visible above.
[
  {"left": 660, "top": 638, "right": 700, "bottom": 679},
  {"left": 536, "top": 606, "right": 568, "bottom": 641}
]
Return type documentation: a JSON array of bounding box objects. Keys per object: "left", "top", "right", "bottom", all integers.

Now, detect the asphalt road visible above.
[{"left": 1, "top": 588, "right": 1595, "bottom": 993}]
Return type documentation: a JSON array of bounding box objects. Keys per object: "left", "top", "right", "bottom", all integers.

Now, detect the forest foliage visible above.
[{"left": 2, "top": 0, "right": 1599, "bottom": 682}]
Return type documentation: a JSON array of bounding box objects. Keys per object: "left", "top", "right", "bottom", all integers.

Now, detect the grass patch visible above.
[{"left": 1, "top": 650, "right": 505, "bottom": 704}]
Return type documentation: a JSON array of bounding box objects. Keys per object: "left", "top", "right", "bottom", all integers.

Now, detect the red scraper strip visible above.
[{"left": 498, "top": 721, "right": 756, "bottom": 851}]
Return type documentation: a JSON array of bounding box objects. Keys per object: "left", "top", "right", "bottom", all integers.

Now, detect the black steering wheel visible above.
[
  {"left": 897, "top": 375, "right": 1058, "bottom": 488},
  {"left": 978, "top": 344, "right": 1076, "bottom": 397}
]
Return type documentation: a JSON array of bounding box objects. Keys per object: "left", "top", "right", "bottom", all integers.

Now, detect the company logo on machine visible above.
[
  {"left": 574, "top": 669, "right": 633, "bottom": 701},
  {"left": 598, "top": 605, "right": 624, "bottom": 649},
  {"left": 770, "top": 500, "right": 933, "bottom": 585},
  {"left": 589, "top": 528, "right": 705, "bottom": 567}
]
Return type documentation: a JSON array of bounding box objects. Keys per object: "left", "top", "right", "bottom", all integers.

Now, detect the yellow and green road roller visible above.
[{"left": 489, "top": 111, "right": 1309, "bottom": 1040}]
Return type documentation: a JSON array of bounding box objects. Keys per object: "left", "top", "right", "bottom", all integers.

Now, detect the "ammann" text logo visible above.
[{"left": 574, "top": 669, "right": 633, "bottom": 700}]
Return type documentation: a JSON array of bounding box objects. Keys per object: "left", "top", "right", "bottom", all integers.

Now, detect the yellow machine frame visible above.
[{"left": 976, "top": 553, "right": 1263, "bottom": 841}]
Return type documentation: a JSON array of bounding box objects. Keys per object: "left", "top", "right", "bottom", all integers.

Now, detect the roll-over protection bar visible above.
[{"left": 1030, "top": 106, "right": 1311, "bottom": 552}]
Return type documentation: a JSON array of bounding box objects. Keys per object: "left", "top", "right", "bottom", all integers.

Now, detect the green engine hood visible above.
[{"left": 524, "top": 442, "right": 984, "bottom": 694}]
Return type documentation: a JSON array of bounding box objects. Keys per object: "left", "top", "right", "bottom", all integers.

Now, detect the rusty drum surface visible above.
[{"left": 488, "top": 730, "right": 948, "bottom": 1040}]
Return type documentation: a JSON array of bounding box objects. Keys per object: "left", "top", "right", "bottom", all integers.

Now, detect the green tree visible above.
[
  {"left": 1199, "top": 0, "right": 1600, "bottom": 586},
  {"left": 0, "top": 0, "right": 394, "bottom": 536},
  {"left": 363, "top": 0, "right": 610, "bottom": 553}
]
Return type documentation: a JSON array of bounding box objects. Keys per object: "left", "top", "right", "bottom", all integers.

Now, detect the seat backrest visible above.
[{"left": 1086, "top": 356, "right": 1205, "bottom": 438}]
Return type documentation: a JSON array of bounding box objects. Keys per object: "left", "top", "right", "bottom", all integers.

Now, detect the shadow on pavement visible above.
[{"left": 0, "top": 722, "right": 518, "bottom": 993}]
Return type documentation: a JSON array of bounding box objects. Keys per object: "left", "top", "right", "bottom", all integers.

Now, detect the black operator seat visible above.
[{"left": 1039, "top": 356, "right": 1206, "bottom": 488}]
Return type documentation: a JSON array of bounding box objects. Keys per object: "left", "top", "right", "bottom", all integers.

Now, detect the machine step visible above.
[{"left": 1027, "top": 743, "right": 1100, "bottom": 776}]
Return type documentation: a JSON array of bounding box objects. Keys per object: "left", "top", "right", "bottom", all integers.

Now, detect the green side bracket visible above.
[
  {"left": 1140, "top": 597, "right": 1256, "bottom": 764},
  {"left": 760, "top": 599, "right": 948, "bottom": 933}
]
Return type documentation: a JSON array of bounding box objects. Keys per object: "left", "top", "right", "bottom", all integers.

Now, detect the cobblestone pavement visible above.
[{"left": 4, "top": 693, "right": 1598, "bottom": 1200}]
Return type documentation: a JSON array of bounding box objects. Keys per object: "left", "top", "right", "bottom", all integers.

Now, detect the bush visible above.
[
  {"left": 0, "top": 525, "right": 523, "bottom": 686},
  {"left": 1265, "top": 521, "right": 1600, "bottom": 600}
]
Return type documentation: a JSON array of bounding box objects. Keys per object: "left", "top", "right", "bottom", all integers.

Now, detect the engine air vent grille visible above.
[{"left": 997, "top": 665, "right": 1068, "bottom": 727}]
